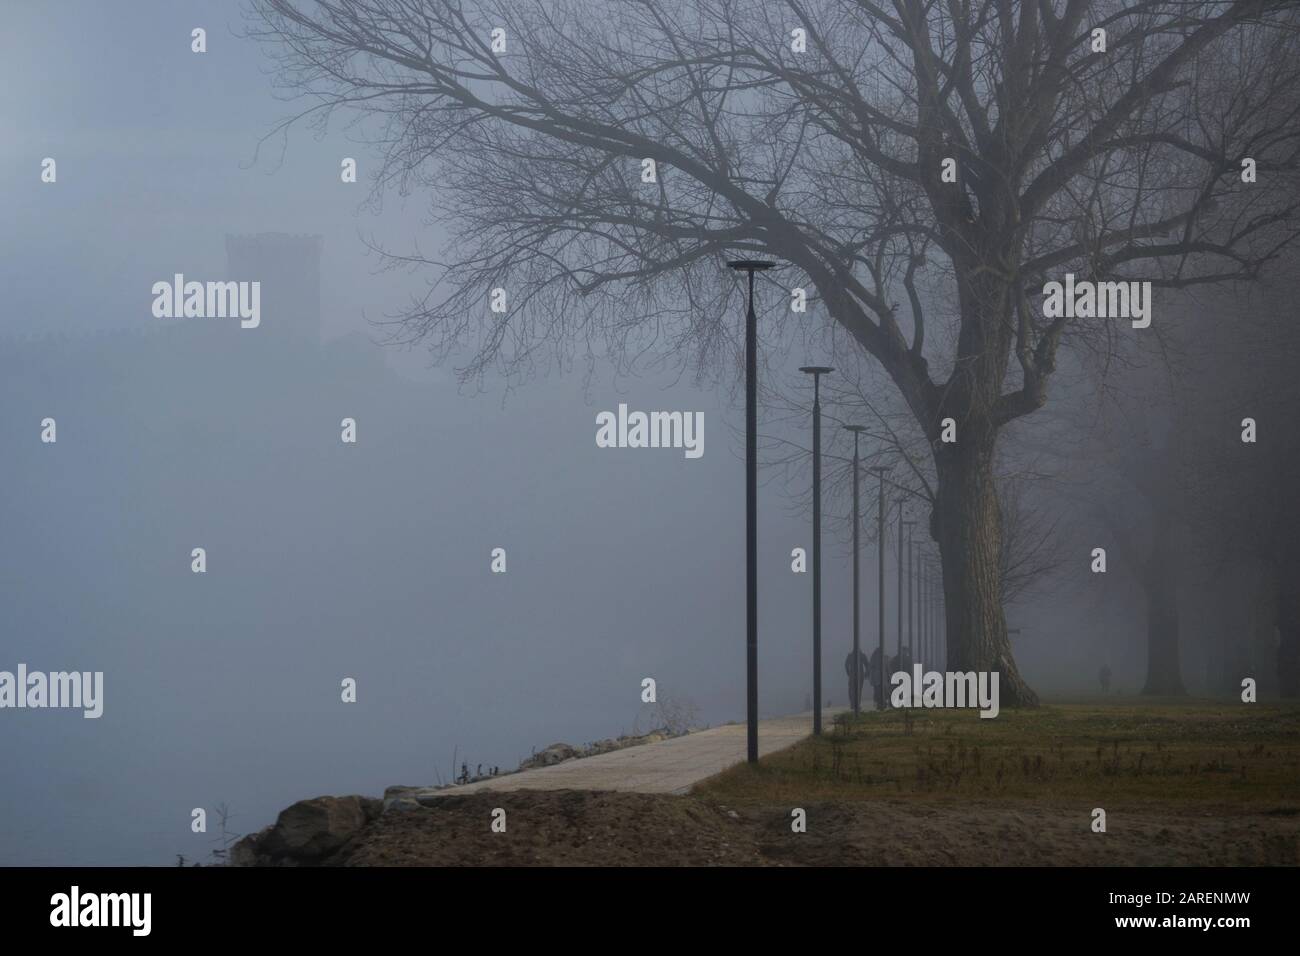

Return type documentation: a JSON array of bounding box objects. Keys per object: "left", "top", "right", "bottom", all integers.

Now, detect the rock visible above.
[
  {"left": 383, "top": 796, "right": 423, "bottom": 813},
  {"left": 233, "top": 795, "right": 382, "bottom": 865},
  {"left": 382, "top": 790, "right": 423, "bottom": 811},
  {"left": 414, "top": 788, "right": 455, "bottom": 808},
  {"left": 519, "top": 742, "right": 579, "bottom": 770},
  {"left": 229, "top": 825, "right": 273, "bottom": 867}
]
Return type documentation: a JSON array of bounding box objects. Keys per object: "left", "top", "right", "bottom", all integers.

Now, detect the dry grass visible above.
[
  {"left": 328, "top": 699, "right": 1300, "bottom": 866},
  {"left": 695, "top": 698, "right": 1300, "bottom": 809}
]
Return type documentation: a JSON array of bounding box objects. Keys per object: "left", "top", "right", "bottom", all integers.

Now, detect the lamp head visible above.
[
  {"left": 798, "top": 365, "right": 834, "bottom": 375},
  {"left": 727, "top": 259, "right": 776, "bottom": 272}
]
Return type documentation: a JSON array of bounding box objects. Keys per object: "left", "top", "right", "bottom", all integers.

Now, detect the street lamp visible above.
[
  {"left": 844, "top": 424, "right": 867, "bottom": 717},
  {"left": 900, "top": 512, "right": 913, "bottom": 664},
  {"left": 906, "top": 520, "right": 915, "bottom": 666},
  {"left": 925, "top": 562, "right": 933, "bottom": 667},
  {"left": 799, "top": 365, "right": 834, "bottom": 735},
  {"left": 934, "top": 563, "right": 941, "bottom": 668},
  {"left": 918, "top": 550, "right": 927, "bottom": 668},
  {"left": 870, "top": 466, "right": 888, "bottom": 710},
  {"left": 929, "top": 562, "right": 937, "bottom": 668},
  {"left": 927, "top": 560, "right": 941, "bottom": 668},
  {"left": 727, "top": 259, "right": 775, "bottom": 764}
]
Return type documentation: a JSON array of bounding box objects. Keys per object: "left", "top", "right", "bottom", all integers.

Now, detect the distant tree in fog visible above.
[{"left": 1179, "top": 272, "right": 1300, "bottom": 696}]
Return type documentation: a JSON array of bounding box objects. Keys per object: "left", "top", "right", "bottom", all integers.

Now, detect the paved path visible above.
[{"left": 405, "top": 710, "right": 843, "bottom": 801}]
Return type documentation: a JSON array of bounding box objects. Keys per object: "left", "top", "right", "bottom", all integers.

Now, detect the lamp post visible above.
[
  {"left": 871, "top": 466, "right": 888, "bottom": 710},
  {"left": 929, "top": 563, "right": 936, "bottom": 668},
  {"left": 938, "top": 565, "right": 944, "bottom": 668},
  {"left": 919, "top": 553, "right": 928, "bottom": 668},
  {"left": 799, "top": 366, "right": 834, "bottom": 735},
  {"left": 919, "top": 560, "right": 926, "bottom": 667},
  {"left": 899, "top": 504, "right": 909, "bottom": 660},
  {"left": 928, "top": 561, "right": 939, "bottom": 668},
  {"left": 907, "top": 524, "right": 915, "bottom": 666},
  {"left": 844, "top": 424, "right": 867, "bottom": 716},
  {"left": 936, "top": 563, "right": 945, "bottom": 668},
  {"left": 926, "top": 563, "right": 933, "bottom": 667},
  {"left": 727, "top": 259, "right": 775, "bottom": 763},
  {"left": 932, "top": 564, "right": 940, "bottom": 668}
]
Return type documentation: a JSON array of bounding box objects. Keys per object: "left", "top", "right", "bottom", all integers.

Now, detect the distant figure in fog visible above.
[
  {"left": 895, "top": 647, "right": 913, "bottom": 678},
  {"left": 1099, "top": 664, "right": 1112, "bottom": 694},
  {"left": 845, "top": 648, "right": 870, "bottom": 711},
  {"left": 867, "top": 648, "right": 911, "bottom": 708}
]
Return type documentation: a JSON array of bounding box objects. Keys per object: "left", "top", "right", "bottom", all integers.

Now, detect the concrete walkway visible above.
[{"left": 407, "top": 709, "right": 842, "bottom": 800}]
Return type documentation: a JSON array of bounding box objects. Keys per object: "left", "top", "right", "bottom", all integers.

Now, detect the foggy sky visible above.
[{"left": 1, "top": 1, "right": 1145, "bottom": 865}]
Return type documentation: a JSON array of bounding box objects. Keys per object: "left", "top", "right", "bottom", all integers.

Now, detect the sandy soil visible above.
[{"left": 334, "top": 790, "right": 1299, "bottom": 866}]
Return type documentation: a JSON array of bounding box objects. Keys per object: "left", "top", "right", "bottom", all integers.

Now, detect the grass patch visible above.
[{"left": 696, "top": 698, "right": 1300, "bottom": 808}]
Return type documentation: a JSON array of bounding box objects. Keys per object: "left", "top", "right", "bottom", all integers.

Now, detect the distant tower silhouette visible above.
[{"left": 225, "top": 233, "right": 322, "bottom": 346}]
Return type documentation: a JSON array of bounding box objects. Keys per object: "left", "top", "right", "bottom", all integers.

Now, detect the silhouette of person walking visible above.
[
  {"left": 845, "top": 648, "right": 870, "bottom": 711},
  {"left": 864, "top": 648, "right": 912, "bottom": 708}
]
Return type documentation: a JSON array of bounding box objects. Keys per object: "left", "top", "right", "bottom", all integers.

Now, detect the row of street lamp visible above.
[
  {"left": 730, "top": 259, "right": 944, "bottom": 762},
  {"left": 837, "top": 424, "right": 943, "bottom": 720}
]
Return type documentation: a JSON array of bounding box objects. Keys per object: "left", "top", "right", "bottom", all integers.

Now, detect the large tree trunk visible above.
[
  {"left": 933, "top": 425, "right": 1040, "bottom": 707},
  {"left": 1141, "top": 512, "right": 1186, "bottom": 696}
]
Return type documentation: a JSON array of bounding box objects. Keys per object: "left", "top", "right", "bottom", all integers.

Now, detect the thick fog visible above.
[
  {"left": 2, "top": 2, "right": 1279, "bottom": 866},
  {"left": 0, "top": 1, "right": 857, "bottom": 866}
]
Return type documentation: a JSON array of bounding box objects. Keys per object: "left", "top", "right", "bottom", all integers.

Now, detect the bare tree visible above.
[
  {"left": 766, "top": 370, "right": 1064, "bottom": 608},
  {"left": 249, "top": 0, "right": 1300, "bottom": 704},
  {"left": 1179, "top": 269, "right": 1300, "bottom": 696},
  {"left": 997, "top": 475, "right": 1065, "bottom": 606},
  {"left": 1095, "top": 403, "right": 1189, "bottom": 695},
  {"left": 988, "top": 343, "right": 1192, "bottom": 695}
]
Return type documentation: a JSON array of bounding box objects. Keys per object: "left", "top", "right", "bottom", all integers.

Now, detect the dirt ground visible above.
[{"left": 335, "top": 789, "right": 1299, "bottom": 866}]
